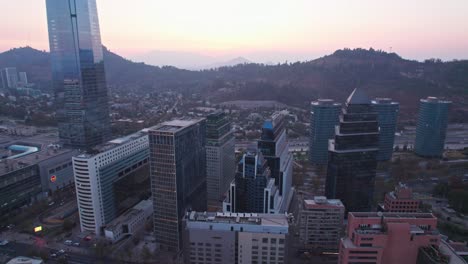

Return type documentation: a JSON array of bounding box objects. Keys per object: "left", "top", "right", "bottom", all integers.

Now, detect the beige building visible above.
[
  {"left": 299, "top": 196, "right": 344, "bottom": 250},
  {"left": 183, "top": 212, "right": 289, "bottom": 264}
]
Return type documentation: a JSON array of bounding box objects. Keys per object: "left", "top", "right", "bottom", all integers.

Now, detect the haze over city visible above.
[{"left": 1, "top": 0, "right": 468, "bottom": 68}]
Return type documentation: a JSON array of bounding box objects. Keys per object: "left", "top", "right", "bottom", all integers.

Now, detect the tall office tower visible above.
[
  {"left": 18, "top": 72, "right": 28, "bottom": 86},
  {"left": 372, "top": 98, "right": 399, "bottom": 161},
  {"left": 0, "top": 69, "right": 6, "bottom": 89},
  {"left": 46, "top": 0, "right": 110, "bottom": 149},
  {"left": 258, "top": 112, "right": 294, "bottom": 211},
  {"left": 149, "top": 119, "right": 207, "bottom": 251},
  {"left": 206, "top": 111, "right": 235, "bottom": 209},
  {"left": 1, "top": 67, "right": 18, "bottom": 89},
  {"left": 299, "top": 196, "right": 345, "bottom": 250},
  {"left": 325, "top": 88, "right": 379, "bottom": 212},
  {"left": 309, "top": 99, "right": 341, "bottom": 164},
  {"left": 339, "top": 212, "right": 440, "bottom": 264},
  {"left": 183, "top": 212, "right": 289, "bottom": 264},
  {"left": 72, "top": 129, "right": 150, "bottom": 234},
  {"left": 379, "top": 182, "right": 420, "bottom": 213},
  {"left": 223, "top": 151, "right": 281, "bottom": 214},
  {"left": 414, "top": 97, "right": 451, "bottom": 158}
]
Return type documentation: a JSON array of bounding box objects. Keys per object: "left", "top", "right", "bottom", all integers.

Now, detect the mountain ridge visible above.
[{"left": 1, "top": 46, "right": 467, "bottom": 121}]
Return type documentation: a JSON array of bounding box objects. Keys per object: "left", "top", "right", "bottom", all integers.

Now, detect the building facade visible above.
[
  {"left": 46, "top": 0, "right": 110, "bottom": 149},
  {"left": 257, "top": 112, "right": 294, "bottom": 212},
  {"left": 415, "top": 97, "right": 451, "bottom": 158},
  {"left": 183, "top": 211, "right": 289, "bottom": 264},
  {"left": 149, "top": 119, "right": 207, "bottom": 251},
  {"left": 299, "top": 196, "right": 345, "bottom": 250},
  {"left": 18, "top": 72, "right": 28, "bottom": 86},
  {"left": 223, "top": 152, "right": 281, "bottom": 214},
  {"left": 372, "top": 98, "right": 399, "bottom": 161},
  {"left": 206, "top": 111, "right": 235, "bottom": 210},
  {"left": 309, "top": 99, "right": 341, "bottom": 164},
  {"left": 380, "top": 183, "right": 420, "bottom": 213},
  {"left": 73, "top": 130, "right": 150, "bottom": 234},
  {"left": 339, "top": 212, "right": 441, "bottom": 264},
  {"left": 2, "top": 67, "right": 18, "bottom": 89},
  {"left": 326, "top": 88, "right": 379, "bottom": 212}
]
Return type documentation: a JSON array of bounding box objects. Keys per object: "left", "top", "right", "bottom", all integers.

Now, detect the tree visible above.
[
  {"left": 63, "top": 219, "right": 74, "bottom": 232},
  {"left": 142, "top": 245, "right": 152, "bottom": 262}
]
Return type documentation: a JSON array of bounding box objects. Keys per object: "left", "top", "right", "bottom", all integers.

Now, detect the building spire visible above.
[{"left": 346, "top": 88, "right": 371, "bottom": 105}]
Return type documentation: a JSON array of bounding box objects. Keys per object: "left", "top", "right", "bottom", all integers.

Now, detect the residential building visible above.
[
  {"left": 415, "top": 97, "right": 451, "bottom": 158},
  {"left": 339, "top": 212, "right": 441, "bottom": 264},
  {"left": 325, "top": 88, "right": 379, "bottom": 212},
  {"left": 46, "top": 0, "right": 111, "bottom": 149},
  {"left": 183, "top": 211, "right": 289, "bottom": 264},
  {"left": 299, "top": 196, "right": 345, "bottom": 250},
  {"left": 206, "top": 111, "right": 235, "bottom": 210},
  {"left": 104, "top": 199, "right": 152, "bottom": 243},
  {"left": 1, "top": 67, "right": 18, "bottom": 89},
  {"left": 257, "top": 112, "right": 294, "bottom": 212},
  {"left": 372, "top": 98, "right": 399, "bottom": 161},
  {"left": 73, "top": 129, "right": 150, "bottom": 234},
  {"left": 149, "top": 119, "right": 207, "bottom": 251},
  {"left": 223, "top": 151, "right": 280, "bottom": 214},
  {"left": 18, "top": 72, "right": 28, "bottom": 86},
  {"left": 380, "top": 183, "right": 420, "bottom": 213},
  {"left": 309, "top": 99, "right": 341, "bottom": 164}
]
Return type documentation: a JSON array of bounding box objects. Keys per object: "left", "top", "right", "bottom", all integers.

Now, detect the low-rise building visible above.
[
  {"left": 380, "top": 182, "right": 420, "bottom": 213},
  {"left": 339, "top": 212, "right": 441, "bottom": 264},
  {"left": 104, "top": 199, "right": 152, "bottom": 243},
  {"left": 183, "top": 211, "right": 289, "bottom": 264},
  {"left": 0, "top": 134, "right": 77, "bottom": 217},
  {"left": 299, "top": 196, "right": 344, "bottom": 250}
]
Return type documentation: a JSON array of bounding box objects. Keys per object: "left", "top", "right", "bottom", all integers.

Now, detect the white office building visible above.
[{"left": 73, "top": 129, "right": 150, "bottom": 234}]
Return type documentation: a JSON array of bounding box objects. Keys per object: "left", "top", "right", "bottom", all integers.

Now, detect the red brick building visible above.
[{"left": 381, "top": 182, "right": 420, "bottom": 213}]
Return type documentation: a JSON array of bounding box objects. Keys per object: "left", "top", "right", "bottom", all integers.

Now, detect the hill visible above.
[{"left": 1, "top": 47, "right": 468, "bottom": 121}]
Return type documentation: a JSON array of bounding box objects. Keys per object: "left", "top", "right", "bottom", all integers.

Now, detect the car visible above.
[
  {"left": 50, "top": 253, "right": 57, "bottom": 258},
  {"left": 64, "top": 240, "right": 72, "bottom": 245},
  {"left": 58, "top": 249, "right": 66, "bottom": 254},
  {"left": 73, "top": 242, "right": 80, "bottom": 247},
  {"left": 0, "top": 240, "right": 9, "bottom": 246},
  {"left": 48, "top": 202, "right": 55, "bottom": 206}
]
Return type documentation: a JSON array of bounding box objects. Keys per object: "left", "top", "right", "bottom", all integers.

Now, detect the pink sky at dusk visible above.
[{"left": 1, "top": 0, "right": 467, "bottom": 63}]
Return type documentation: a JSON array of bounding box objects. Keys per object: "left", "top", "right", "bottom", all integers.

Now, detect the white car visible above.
[{"left": 0, "top": 240, "right": 9, "bottom": 246}]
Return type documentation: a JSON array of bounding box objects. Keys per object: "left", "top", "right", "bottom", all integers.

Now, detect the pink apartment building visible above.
[{"left": 339, "top": 212, "right": 440, "bottom": 264}]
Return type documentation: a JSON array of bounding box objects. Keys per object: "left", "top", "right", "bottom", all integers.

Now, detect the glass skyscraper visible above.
[
  {"left": 149, "top": 119, "right": 207, "bottom": 251},
  {"left": 309, "top": 99, "right": 341, "bottom": 165},
  {"left": 415, "top": 97, "right": 451, "bottom": 158},
  {"left": 46, "top": 0, "right": 110, "bottom": 149},
  {"left": 206, "top": 111, "right": 235, "bottom": 209},
  {"left": 326, "top": 88, "right": 379, "bottom": 212},
  {"left": 372, "top": 98, "right": 399, "bottom": 161}
]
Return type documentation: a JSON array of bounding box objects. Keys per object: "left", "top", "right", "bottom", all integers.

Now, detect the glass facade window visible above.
[{"left": 46, "top": 0, "right": 110, "bottom": 150}]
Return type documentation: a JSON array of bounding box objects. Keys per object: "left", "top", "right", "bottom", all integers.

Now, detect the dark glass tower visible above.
[
  {"left": 415, "top": 97, "right": 451, "bottom": 158},
  {"left": 149, "top": 119, "right": 207, "bottom": 251},
  {"left": 257, "top": 112, "right": 293, "bottom": 203},
  {"left": 46, "top": 0, "right": 110, "bottom": 149},
  {"left": 233, "top": 152, "right": 272, "bottom": 213},
  {"left": 309, "top": 99, "right": 341, "bottom": 164},
  {"left": 325, "top": 88, "right": 379, "bottom": 212},
  {"left": 372, "top": 98, "right": 399, "bottom": 161}
]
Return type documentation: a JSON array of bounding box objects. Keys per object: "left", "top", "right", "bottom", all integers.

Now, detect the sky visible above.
[{"left": 1, "top": 0, "right": 468, "bottom": 65}]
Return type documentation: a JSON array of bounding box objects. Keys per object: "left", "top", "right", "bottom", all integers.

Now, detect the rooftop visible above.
[
  {"left": 0, "top": 133, "right": 76, "bottom": 176},
  {"left": 372, "top": 98, "right": 399, "bottom": 105},
  {"left": 88, "top": 129, "right": 150, "bottom": 154},
  {"left": 346, "top": 88, "right": 371, "bottom": 105},
  {"left": 187, "top": 211, "right": 289, "bottom": 227},
  {"left": 350, "top": 212, "right": 436, "bottom": 219},
  {"left": 421, "top": 96, "right": 452, "bottom": 104},
  {"left": 304, "top": 196, "right": 344, "bottom": 209},
  {"left": 104, "top": 199, "right": 152, "bottom": 232},
  {"left": 311, "top": 99, "right": 341, "bottom": 106},
  {"left": 150, "top": 118, "right": 205, "bottom": 133}
]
